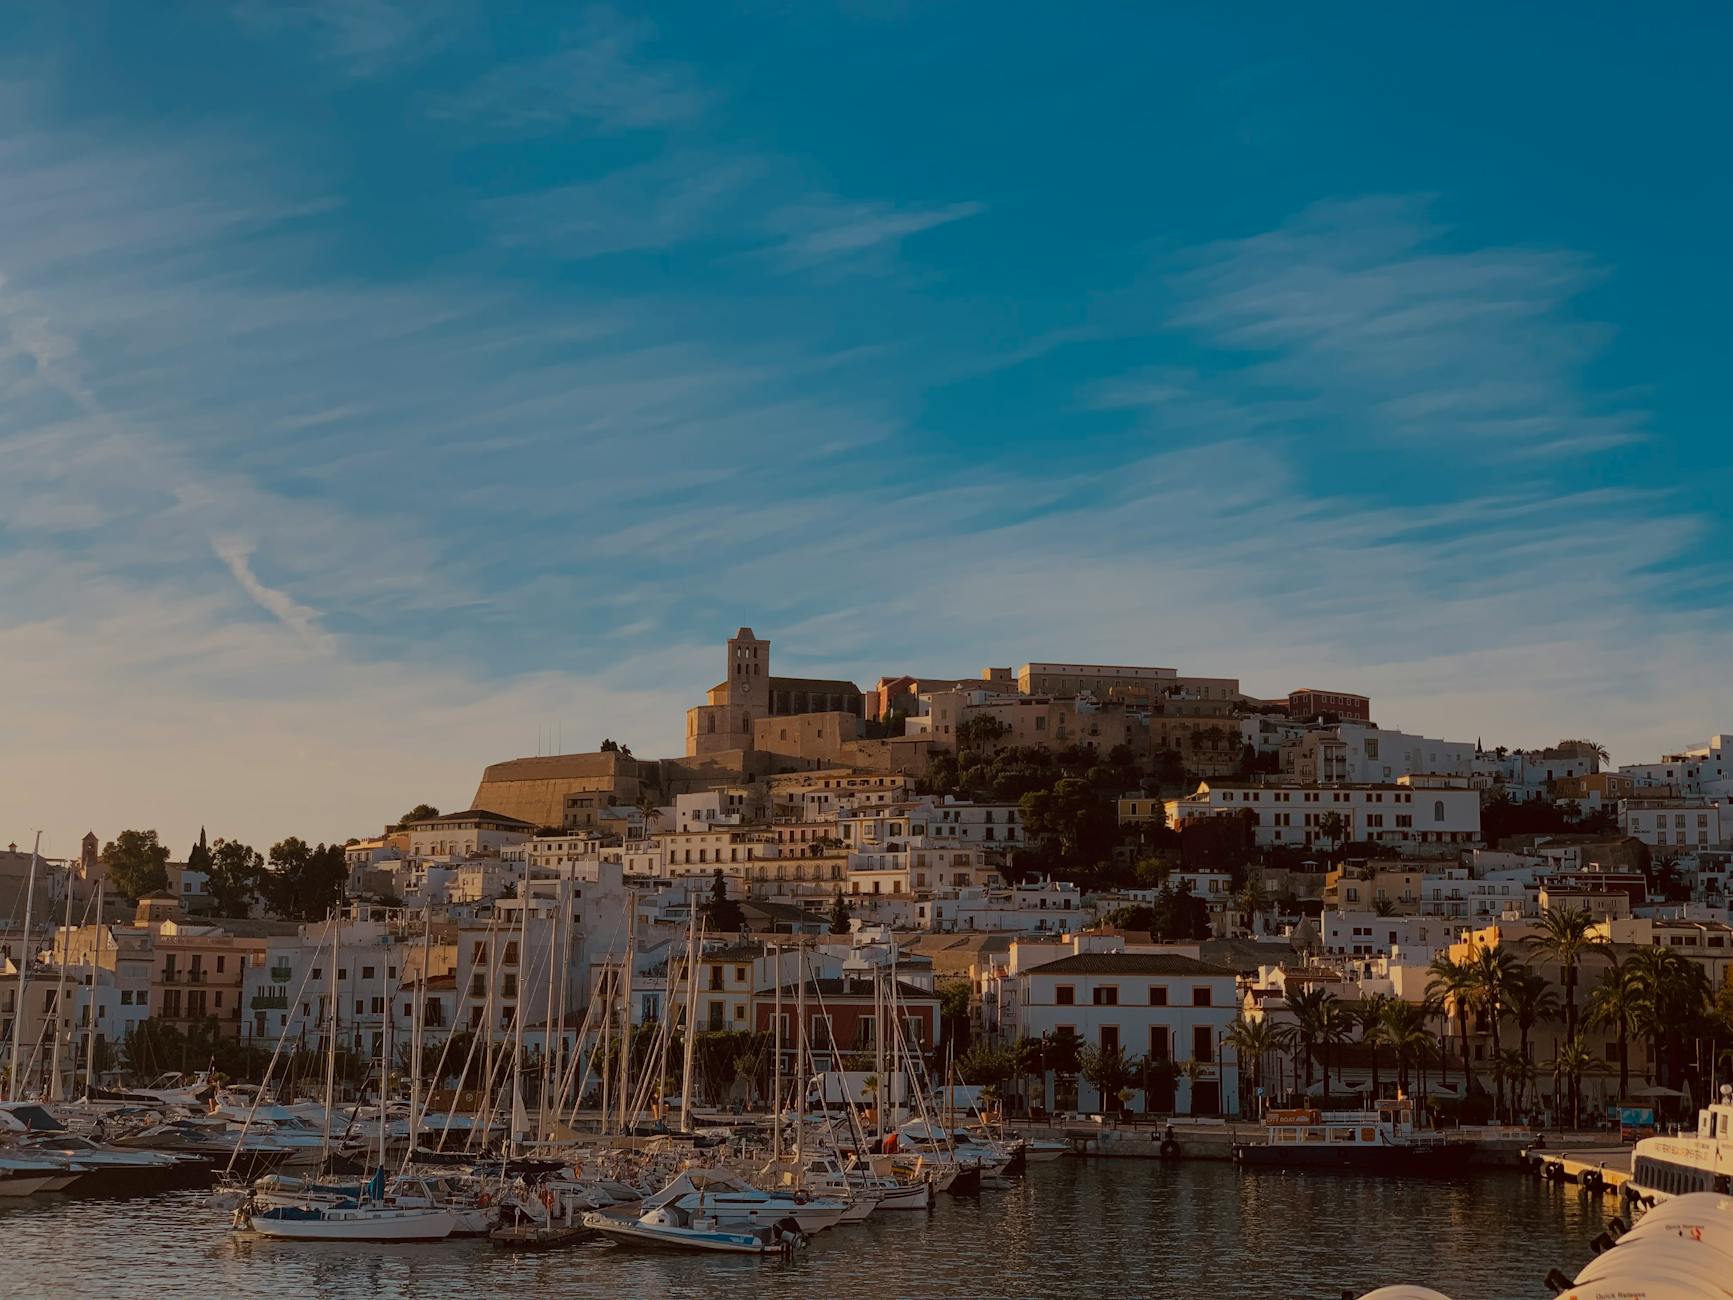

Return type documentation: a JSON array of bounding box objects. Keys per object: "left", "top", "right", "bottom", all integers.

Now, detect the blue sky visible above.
[{"left": 3, "top": 3, "right": 1729, "bottom": 853}]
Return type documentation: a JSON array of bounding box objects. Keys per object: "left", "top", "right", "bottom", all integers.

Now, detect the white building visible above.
[
  {"left": 1286, "top": 725, "right": 1474, "bottom": 785},
  {"left": 1166, "top": 778, "right": 1481, "bottom": 853},
  {"left": 986, "top": 934, "right": 1241, "bottom": 1116},
  {"left": 1319, "top": 911, "right": 1450, "bottom": 958},
  {"left": 1621, "top": 735, "right": 1733, "bottom": 798},
  {"left": 913, "top": 879, "right": 1084, "bottom": 933},
  {"left": 1621, "top": 798, "right": 1724, "bottom": 852},
  {"left": 405, "top": 809, "right": 537, "bottom": 860}
]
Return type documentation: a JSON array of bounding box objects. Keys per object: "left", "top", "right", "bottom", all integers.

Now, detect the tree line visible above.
[{"left": 100, "top": 827, "right": 346, "bottom": 921}]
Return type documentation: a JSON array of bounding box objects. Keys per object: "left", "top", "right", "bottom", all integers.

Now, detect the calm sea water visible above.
[{"left": 0, "top": 1161, "right": 1607, "bottom": 1299}]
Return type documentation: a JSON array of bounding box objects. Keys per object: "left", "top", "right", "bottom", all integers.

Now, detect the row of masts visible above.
[{"left": 6, "top": 831, "right": 110, "bottom": 1104}]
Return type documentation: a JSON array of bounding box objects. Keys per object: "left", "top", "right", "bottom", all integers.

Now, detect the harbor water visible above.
[{"left": 0, "top": 1160, "right": 1608, "bottom": 1299}]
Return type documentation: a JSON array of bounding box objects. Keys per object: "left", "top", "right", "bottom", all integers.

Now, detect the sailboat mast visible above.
[
  {"left": 83, "top": 881, "right": 104, "bottom": 1097},
  {"left": 795, "top": 943, "right": 806, "bottom": 1163},
  {"left": 678, "top": 910, "right": 701, "bottom": 1135},
  {"left": 377, "top": 944, "right": 390, "bottom": 1175},
  {"left": 616, "top": 890, "right": 634, "bottom": 1136},
  {"left": 408, "top": 905, "right": 429, "bottom": 1152},
  {"left": 540, "top": 883, "right": 559, "bottom": 1143},
  {"left": 320, "top": 916, "right": 338, "bottom": 1164},
  {"left": 8, "top": 832, "right": 41, "bottom": 1102},
  {"left": 48, "top": 853, "right": 76, "bottom": 1101},
  {"left": 772, "top": 941, "right": 783, "bottom": 1161},
  {"left": 510, "top": 882, "right": 530, "bottom": 1157},
  {"left": 551, "top": 880, "right": 574, "bottom": 1131},
  {"left": 873, "top": 960, "right": 884, "bottom": 1146}
]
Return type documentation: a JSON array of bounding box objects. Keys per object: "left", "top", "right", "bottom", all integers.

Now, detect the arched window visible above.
[{"left": 1433, "top": 800, "right": 1446, "bottom": 823}]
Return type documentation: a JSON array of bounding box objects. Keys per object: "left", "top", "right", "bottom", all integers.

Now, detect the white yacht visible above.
[{"left": 1628, "top": 1085, "right": 1733, "bottom": 1205}]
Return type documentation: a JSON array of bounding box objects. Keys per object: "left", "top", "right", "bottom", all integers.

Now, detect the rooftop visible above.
[{"left": 1026, "top": 952, "right": 1236, "bottom": 977}]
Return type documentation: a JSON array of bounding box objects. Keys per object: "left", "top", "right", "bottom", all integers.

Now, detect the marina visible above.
[{"left": 0, "top": 1159, "right": 1616, "bottom": 1300}]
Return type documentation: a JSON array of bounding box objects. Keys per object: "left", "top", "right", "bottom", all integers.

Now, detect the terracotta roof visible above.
[{"left": 1025, "top": 953, "right": 1235, "bottom": 977}]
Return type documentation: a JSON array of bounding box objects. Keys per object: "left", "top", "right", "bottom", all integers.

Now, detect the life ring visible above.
[
  {"left": 478, "top": 1192, "right": 492, "bottom": 1207},
  {"left": 541, "top": 1189, "right": 556, "bottom": 1211}
]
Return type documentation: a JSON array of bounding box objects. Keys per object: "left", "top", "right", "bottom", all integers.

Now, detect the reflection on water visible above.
[{"left": 0, "top": 1161, "right": 1606, "bottom": 1300}]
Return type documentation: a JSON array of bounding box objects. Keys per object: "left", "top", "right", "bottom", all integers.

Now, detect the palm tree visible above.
[
  {"left": 1079, "top": 1043, "right": 1142, "bottom": 1115},
  {"left": 1627, "top": 945, "right": 1712, "bottom": 1090},
  {"left": 1380, "top": 1000, "right": 1435, "bottom": 1100},
  {"left": 1504, "top": 966, "right": 1559, "bottom": 1102},
  {"left": 1224, "top": 1015, "right": 1292, "bottom": 1114},
  {"left": 1550, "top": 1034, "right": 1601, "bottom": 1129},
  {"left": 1585, "top": 958, "right": 1641, "bottom": 1099},
  {"left": 1426, "top": 955, "right": 1478, "bottom": 1093},
  {"left": 1286, "top": 987, "right": 1335, "bottom": 1096},
  {"left": 1317, "top": 812, "right": 1347, "bottom": 857},
  {"left": 1315, "top": 1001, "right": 1353, "bottom": 1107},
  {"left": 1349, "top": 995, "right": 1394, "bottom": 1101},
  {"left": 1491, "top": 1048, "right": 1533, "bottom": 1123},
  {"left": 1466, "top": 946, "right": 1521, "bottom": 1115},
  {"left": 1523, "top": 908, "right": 1608, "bottom": 1044},
  {"left": 1236, "top": 882, "right": 1271, "bottom": 936}
]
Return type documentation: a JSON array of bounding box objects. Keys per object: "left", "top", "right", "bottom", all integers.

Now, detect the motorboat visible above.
[
  {"left": 1232, "top": 1101, "right": 1473, "bottom": 1175},
  {"left": 1627, "top": 1084, "right": 1733, "bottom": 1206},
  {"left": 639, "top": 1168, "right": 847, "bottom": 1234},
  {"left": 114, "top": 1118, "right": 296, "bottom": 1181},
  {"left": 0, "top": 1102, "right": 203, "bottom": 1194},
  {"left": 582, "top": 1203, "right": 803, "bottom": 1255},
  {"left": 1021, "top": 1136, "right": 1070, "bottom": 1163},
  {"left": 0, "top": 1155, "right": 82, "bottom": 1197},
  {"left": 761, "top": 1153, "right": 878, "bottom": 1222}
]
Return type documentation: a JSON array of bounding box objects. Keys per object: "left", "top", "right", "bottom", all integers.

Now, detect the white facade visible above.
[
  {"left": 1167, "top": 779, "right": 1481, "bottom": 851},
  {"left": 1287, "top": 725, "right": 1474, "bottom": 784},
  {"left": 1621, "top": 735, "right": 1733, "bottom": 797},
  {"left": 986, "top": 936, "right": 1241, "bottom": 1116},
  {"left": 1320, "top": 910, "right": 1449, "bottom": 958},
  {"left": 1621, "top": 798, "right": 1724, "bottom": 851}
]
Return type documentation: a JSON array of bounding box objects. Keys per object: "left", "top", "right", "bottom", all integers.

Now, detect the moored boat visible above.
[{"left": 1233, "top": 1102, "right": 1473, "bottom": 1176}]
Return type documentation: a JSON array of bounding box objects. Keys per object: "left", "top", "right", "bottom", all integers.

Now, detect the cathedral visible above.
[{"left": 684, "top": 628, "right": 864, "bottom": 756}]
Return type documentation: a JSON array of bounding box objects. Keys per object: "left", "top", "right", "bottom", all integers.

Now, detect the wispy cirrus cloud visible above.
[
  {"left": 1166, "top": 196, "right": 1646, "bottom": 457},
  {"left": 231, "top": 0, "right": 461, "bottom": 77},
  {"left": 437, "top": 7, "right": 706, "bottom": 132},
  {"left": 765, "top": 197, "right": 985, "bottom": 271}
]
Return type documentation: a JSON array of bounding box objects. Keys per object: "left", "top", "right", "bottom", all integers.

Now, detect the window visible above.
[
  {"left": 1056, "top": 985, "right": 1075, "bottom": 1006},
  {"left": 1192, "top": 1025, "right": 1214, "bottom": 1060},
  {"left": 1149, "top": 1027, "right": 1170, "bottom": 1062},
  {"left": 361, "top": 965, "right": 375, "bottom": 980},
  {"left": 1434, "top": 800, "right": 1446, "bottom": 823},
  {"left": 370, "top": 997, "right": 384, "bottom": 1014},
  {"left": 215, "top": 956, "right": 225, "bottom": 973},
  {"left": 1149, "top": 985, "right": 1168, "bottom": 1006},
  {"left": 502, "top": 974, "right": 517, "bottom": 997},
  {"left": 1092, "top": 985, "right": 1119, "bottom": 1006},
  {"left": 1192, "top": 986, "right": 1213, "bottom": 1007},
  {"left": 1100, "top": 1025, "right": 1120, "bottom": 1053}
]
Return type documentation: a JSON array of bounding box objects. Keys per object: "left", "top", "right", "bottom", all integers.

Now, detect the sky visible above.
[{"left": 3, "top": 3, "right": 1730, "bottom": 859}]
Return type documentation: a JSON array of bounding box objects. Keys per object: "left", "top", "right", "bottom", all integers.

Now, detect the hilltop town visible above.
[{"left": 6, "top": 627, "right": 1730, "bottom": 1124}]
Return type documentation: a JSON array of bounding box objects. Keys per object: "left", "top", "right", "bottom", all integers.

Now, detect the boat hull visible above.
[
  {"left": 582, "top": 1214, "right": 781, "bottom": 1254},
  {"left": 1233, "top": 1142, "right": 1474, "bottom": 1176},
  {"left": 245, "top": 1207, "right": 458, "bottom": 1241}
]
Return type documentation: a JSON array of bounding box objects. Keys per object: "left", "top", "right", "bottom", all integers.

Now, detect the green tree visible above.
[
  {"left": 1585, "top": 958, "right": 1642, "bottom": 1098},
  {"left": 1426, "top": 955, "right": 1478, "bottom": 1094},
  {"left": 186, "top": 828, "right": 212, "bottom": 877},
  {"left": 956, "top": 714, "right": 1011, "bottom": 754},
  {"left": 1078, "top": 1043, "right": 1141, "bottom": 1114},
  {"left": 1286, "top": 986, "right": 1335, "bottom": 1095},
  {"left": 1103, "top": 904, "right": 1158, "bottom": 933},
  {"left": 1550, "top": 1033, "right": 1601, "bottom": 1129},
  {"left": 1150, "top": 882, "right": 1211, "bottom": 942},
  {"left": 1505, "top": 967, "right": 1557, "bottom": 1112},
  {"left": 391, "top": 804, "right": 441, "bottom": 831},
  {"left": 1349, "top": 994, "right": 1394, "bottom": 1102},
  {"left": 1379, "top": 1000, "right": 1435, "bottom": 1100},
  {"left": 100, "top": 829, "right": 171, "bottom": 899},
  {"left": 1628, "top": 944, "right": 1711, "bottom": 1089},
  {"left": 827, "top": 891, "right": 852, "bottom": 935},
  {"left": 1225, "top": 1015, "right": 1292, "bottom": 1112},
  {"left": 262, "top": 838, "right": 347, "bottom": 920},
  {"left": 1316, "top": 812, "right": 1347, "bottom": 856},
  {"left": 1042, "top": 1027, "right": 1084, "bottom": 1079},
  {"left": 700, "top": 870, "right": 745, "bottom": 933},
  {"left": 937, "top": 978, "right": 974, "bottom": 1056},
  {"left": 1466, "top": 946, "right": 1521, "bottom": 1114},
  {"left": 204, "top": 839, "right": 263, "bottom": 917},
  {"left": 1523, "top": 908, "right": 1608, "bottom": 1044},
  {"left": 1019, "top": 778, "right": 1118, "bottom": 868}
]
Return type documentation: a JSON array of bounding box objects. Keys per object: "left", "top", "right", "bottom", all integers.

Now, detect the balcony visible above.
[
  {"left": 270, "top": 966, "right": 293, "bottom": 982},
  {"left": 250, "top": 994, "right": 289, "bottom": 1011}
]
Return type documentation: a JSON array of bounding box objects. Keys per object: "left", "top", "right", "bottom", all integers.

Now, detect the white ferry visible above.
[
  {"left": 1233, "top": 1100, "right": 1472, "bottom": 1176},
  {"left": 1627, "top": 1084, "right": 1733, "bottom": 1205}
]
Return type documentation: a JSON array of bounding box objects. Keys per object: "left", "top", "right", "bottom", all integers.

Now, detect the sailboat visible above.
[{"left": 239, "top": 1166, "right": 458, "bottom": 1241}]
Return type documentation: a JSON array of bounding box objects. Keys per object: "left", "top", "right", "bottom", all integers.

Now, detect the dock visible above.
[{"left": 1523, "top": 1144, "right": 1634, "bottom": 1196}]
